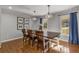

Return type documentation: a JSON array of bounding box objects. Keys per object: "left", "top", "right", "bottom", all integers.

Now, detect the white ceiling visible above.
[{"left": 0, "top": 5, "right": 77, "bottom": 16}]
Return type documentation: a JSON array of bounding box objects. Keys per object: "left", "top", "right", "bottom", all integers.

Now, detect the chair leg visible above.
[
  {"left": 32, "top": 40, "right": 34, "bottom": 47},
  {"left": 37, "top": 43, "right": 39, "bottom": 50},
  {"left": 32, "top": 39, "right": 36, "bottom": 47},
  {"left": 23, "top": 37, "right": 25, "bottom": 47},
  {"left": 28, "top": 39, "right": 30, "bottom": 45},
  {"left": 42, "top": 46, "right": 45, "bottom": 53},
  {"left": 48, "top": 42, "right": 49, "bottom": 50},
  {"left": 22, "top": 37, "right": 25, "bottom": 52}
]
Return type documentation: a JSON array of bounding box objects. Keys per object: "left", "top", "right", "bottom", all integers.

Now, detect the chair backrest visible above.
[
  {"left": 27, "top": 29, "right": 32, "bottom": 37},
  {"left": 22, "top": 29, "right": 26, "bottom": 37},
  {"left": 35, "top": 30, "right": 43, "bottom": 41}
]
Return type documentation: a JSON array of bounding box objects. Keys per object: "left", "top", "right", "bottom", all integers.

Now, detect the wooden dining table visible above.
[
  {"left": 31, "top": 30, "right": 60, "bottom": 49},
  {"left": 46, "top": 31, "right": 60, "bottom": 39},
  {"left": 22, "top": 29, "right": 60, "bottom": 53},
  {"left": 31, "top": 30, "right": 60, "bottom": 40}
]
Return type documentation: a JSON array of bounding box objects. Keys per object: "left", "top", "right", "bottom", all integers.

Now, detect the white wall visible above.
[
  {"left": 31, "top": 18, "right": 40, "bottom": 30},
  {"left": 0, "top": 8, "right": 1, "bottom": 43},
  {"left": 48, "top": 15, "right": 61, "bottom": 32},
  {"left": 0, "top": 13, "right": 22, "bottom": 42}
]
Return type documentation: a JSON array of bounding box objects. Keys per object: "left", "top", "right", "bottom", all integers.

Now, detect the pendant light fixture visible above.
[
  {"left": 45, "top": 5, "right": 52, "bottom": 19},
  {"left": 47, "top": 5, "right": 51, "bottom": 18},
  {"left": 33, "top": 10, "right": 37, "bottom": 20}
]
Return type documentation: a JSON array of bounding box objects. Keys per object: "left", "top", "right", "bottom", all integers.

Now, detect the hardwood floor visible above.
[{"left": 0, "top": 38, "right": 79, "bottom": 53}]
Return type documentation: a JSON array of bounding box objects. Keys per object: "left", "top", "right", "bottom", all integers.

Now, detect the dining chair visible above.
[
  {"left": 26, "top": 29, "right": 38, "bottom": 47},
  {"left": 31, "top": 30, "right": 38, "bottom": 47},
  {"left": 35, "top": 31, "right": 49, "bottom": 53},
  {"left": 48, "top": 32, "right": 60, "bottom": 52},
  {"left": 22, "top": 29, "right": 28, "bottom": 46},
  {"left": 27, "top": 29, "right": 33, "bottom": 45}
]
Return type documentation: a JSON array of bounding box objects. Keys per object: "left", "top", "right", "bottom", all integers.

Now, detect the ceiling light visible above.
[
  {"left": 33, "top": 10, "right": 36, "bottom": 15},
  {"left": 8, "top": 6, "right": 12, "bottom": 9},
  {"left": 33, "top": 17, "right": 37, "bottom": 21}
]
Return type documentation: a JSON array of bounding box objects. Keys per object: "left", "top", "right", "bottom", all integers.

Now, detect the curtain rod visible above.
[{"left": 58, "top": 12, "right": 78, "bottom": 16}]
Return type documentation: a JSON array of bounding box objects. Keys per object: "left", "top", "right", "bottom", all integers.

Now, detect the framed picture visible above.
[
  {"left": 17, "top": 24, "right": 24, "bottom": 30},
  {"left": 24, "top": 18, "right": 29, "bottom": 24},
  {"left": 44, "top": 22, "right": 47, "bottom": 28},
  {"left": 17, "top": 17, "right": 24, "bottom": 23}
]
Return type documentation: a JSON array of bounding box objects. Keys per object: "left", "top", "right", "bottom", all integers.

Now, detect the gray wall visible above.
[
  {"left": 0, "top": 13, "right": 22, "bottom": 42},
  {"left": 0, "top": 12, "right": 38, "bottom": 42},
  {"left": 0, "top": 8, "right": 1, "bottom": 41},
  {"left": 1, "top": 6, "right": 79, "bottom": 42},
  {"left": 47, "top": 6, "right": 79, "bottom": 33},
  {"left": 31, "top": 17, "right": 40, "bottom": 30},
  {"left": 48, "top": 15, "right": 60, "bottom": 32}
]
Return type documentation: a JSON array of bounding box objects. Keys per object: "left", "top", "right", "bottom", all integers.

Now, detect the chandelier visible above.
[{"left": 32, "top": 5, "right": 52, "bottom": 20}]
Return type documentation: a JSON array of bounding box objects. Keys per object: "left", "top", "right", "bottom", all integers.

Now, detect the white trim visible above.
[
  {"left": 59, "top": 39, "right": 68, "bottom": 42},
  {"left": 54, "top": 37, "right": 68, "bottom": 42},
  {"left": 0, "top": 43, "right": 1, "bottom": 48},
  {"left": 0, "top": 36, "right": 23, "bottom": 48},
  {"left": 0, "top": 36, "right": 23, "bottom": 43}
]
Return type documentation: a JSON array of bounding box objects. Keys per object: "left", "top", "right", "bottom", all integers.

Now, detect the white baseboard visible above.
[
  {"left": 0, "top": 36, "right": 23, "bottom": 43},
  {"left": 0, "top": 36, "right": 22, "bottom": 48}
]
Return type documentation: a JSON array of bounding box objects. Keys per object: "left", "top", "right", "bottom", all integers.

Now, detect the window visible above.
[{"left": 60, "top": 15, "right": 70, "bottom": 36}]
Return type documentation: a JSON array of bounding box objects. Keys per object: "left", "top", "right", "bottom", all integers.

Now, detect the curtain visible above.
[{"left": 69, "top": 12, "right": 79, "bottom": 44}]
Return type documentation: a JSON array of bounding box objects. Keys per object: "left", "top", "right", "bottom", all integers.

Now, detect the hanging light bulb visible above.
[
  {"left": 8, "top": 6, "right": 12, "bottom": 9},
  {"left": 33, "top": 10, "right": 37, "bottom": 21},
  {"left": 45, "top": 5, "right": 52, "bottom": 19},
  {"left": 33, "top": 17, "right": 37, "bottom": 20},
  {"left": 48, "top": 5, "right": 50, "bottom": 15},
  {"left": 48, "top": 5, "right": 51, "bottom": 18}
]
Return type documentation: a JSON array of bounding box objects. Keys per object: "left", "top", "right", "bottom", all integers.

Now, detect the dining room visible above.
[{"left": 0, "top": 5, "right": 79, "bottom": 53}]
